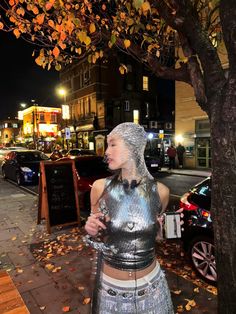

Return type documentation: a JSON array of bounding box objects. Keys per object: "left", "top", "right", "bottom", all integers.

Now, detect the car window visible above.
[
  {"left": 16, "top": 152, "right": 49, "bottom": 162},
  {"left": 194, "top": 178, "right": 211, "bottom": 197},
  {"left": 75, "top": 158, "right": 109, "bottom": 176}
]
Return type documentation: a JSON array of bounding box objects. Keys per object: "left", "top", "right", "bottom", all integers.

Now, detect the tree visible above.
[{"left": 1, "top": 0, "right": 236, "bottom": 312}]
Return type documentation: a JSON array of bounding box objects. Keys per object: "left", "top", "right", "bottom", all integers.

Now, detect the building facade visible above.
[
  {"left": 0, "top": 118, "right": 21, "bottom": 146},
  {"left": 19, "top": 106, "right": 62, "bottom": 150},
  {"left": 59, "top": 52, "right": 175, "bottom": 155},
  {"left": 175, "top": 44, "right": 228, "bottom": 169}
]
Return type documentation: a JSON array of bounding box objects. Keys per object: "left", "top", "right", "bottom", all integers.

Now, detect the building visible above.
[
  {"left": 19, "top": 105, "right": 62, "bottom": 151},
  {"left": 175, "top": 44, "right": 228, "bottom": 169},
  {"left": 59, "top": 51, "right": 175, "bottom": 155},
  {"left": 0, "top": 118, "right": 21, "bottom": 146}
]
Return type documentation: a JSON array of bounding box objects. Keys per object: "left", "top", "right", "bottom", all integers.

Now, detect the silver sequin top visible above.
[{"left": 100, "top": 176, "right": 162, "bottom": 270}]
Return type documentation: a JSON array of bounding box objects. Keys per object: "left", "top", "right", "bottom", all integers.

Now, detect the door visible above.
[{"left": 196, "top": 138, "right": 211, "bottom": 168}]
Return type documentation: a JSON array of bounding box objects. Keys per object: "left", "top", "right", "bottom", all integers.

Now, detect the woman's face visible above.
[{"left": 105, "top": 135, "right": 132, "bottom": 170}]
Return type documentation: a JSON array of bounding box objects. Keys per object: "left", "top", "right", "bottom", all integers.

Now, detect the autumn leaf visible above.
[
  {"left": 89, "top": 23, "right": 96, "bottom": 33},
  {"left": 40, "top": 306, "right": 46, "bottom": 310},
  {"left": 55, "top": 63, "right": 62, "bottom": 71},
  {"left": 0, "top": 21, "right": 4, "bottom": 30},
  {"left": 172, "top": 289, "right": 182, "bottom": 295},
  {"left": 194, "top": 287, "right": 199, "bottom": 293},
  {"left": 16, "top": 7, "right": 25, "bottom": 16},
  {"left": 36, "top": 13, "right": 45, "bottom": 25},
  {"left": 141, "top": 1, "right": 151, "bottom": 14},
  {"left": 11, "top": 236, "right": 17, "bottom": 241},
  {"left": 45, "top": 263, "right": 54, "bottom": 270},
  {"left": 62, "top": 306, "right": 70, "bottom": 312},
  {"left": 16, "top": 268, "right": 24, "bottom": 274},
  {"left": 32, "top": 6, "right": 39, "bottom": 15},
  {"left": 133, "top": 0, "right": 143, "bottom": 10},
  {"left": 9, "top": 0, "right": 15, "bottom": 7},
  {"left": 124, "top": 39, "right": 131, "bottom": 48},
  {"left": 48, "top": 20, "right": 55, "bottom": 28},
  {"left": 45, "top": 0, "right": 55, "bottom": 11},
  {"left": 53, "top": 46, "right": 60, "bottom": 58},
  {"left": 119, "top": 65, "right": 125, "bottom": 75},
  {"left": 83, "top": 297, "right": 91, "bottom": 305},
  {"left": 77, "top": 31, "right": 87, "bottom": 43},
  {"left": 84, "top": 36, "right": 91, "bottom": 46}
]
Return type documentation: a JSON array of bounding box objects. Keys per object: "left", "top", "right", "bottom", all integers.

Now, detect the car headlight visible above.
[{"left": 20, "top": 167, "right": 32, "bottom": 173}]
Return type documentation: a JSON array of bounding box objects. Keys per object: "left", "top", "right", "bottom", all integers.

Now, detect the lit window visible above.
[
  {"left": 133, "top": 110, "right": 139, "bottom": 124},
  {"left": 62, "top": 105, "right": 70, "bottom": 120},
  {"left": 143, "top": 76, "right": 149, "bottom": 91},
  {"left": 51, "top": 113, "right": 57, "bottom": 123}
]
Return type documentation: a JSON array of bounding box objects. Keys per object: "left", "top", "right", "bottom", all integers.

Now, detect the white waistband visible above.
[{"left": 102, "top": 261, "right": 161, "bottom": 288}]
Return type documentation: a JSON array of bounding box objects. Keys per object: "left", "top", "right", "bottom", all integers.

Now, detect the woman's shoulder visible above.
[{"left": 92, "top": 175, "right": 114, "bottom": 191}]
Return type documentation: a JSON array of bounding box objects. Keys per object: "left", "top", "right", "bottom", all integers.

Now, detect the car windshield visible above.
[
  {"left": 75, "top": 158, "right": 109, "bottom": 177},
  {"left": 16, "top": 152, "right": 49, "bottom": 162}
]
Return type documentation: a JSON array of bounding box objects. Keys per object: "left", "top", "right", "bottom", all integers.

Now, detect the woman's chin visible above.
[{"left": 108, "top": 164, "right": 118, "bottom": 171}]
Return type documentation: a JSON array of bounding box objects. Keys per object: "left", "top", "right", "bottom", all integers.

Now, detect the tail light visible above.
[{"left": 180, "top": 193, "right": 198, "bottom": 211}]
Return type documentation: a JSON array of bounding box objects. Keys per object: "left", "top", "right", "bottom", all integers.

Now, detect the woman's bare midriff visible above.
[{"left": 102, "top": 259, "right": 156, "bottom": 280}]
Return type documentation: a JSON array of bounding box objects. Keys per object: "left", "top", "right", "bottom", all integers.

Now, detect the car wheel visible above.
[
  {"left": 188, "top": 235, "right": 217, "bottom": 283},
  {"left": 2, "top": 168, "right": 6, "bottom": 179},
  {"left": 16, "top": 172, "right": 22, "bottom": 185}
]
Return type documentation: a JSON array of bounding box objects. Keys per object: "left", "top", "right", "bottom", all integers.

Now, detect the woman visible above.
[{"left": 85, "top": 122, "right": 174, "bottom": 314}]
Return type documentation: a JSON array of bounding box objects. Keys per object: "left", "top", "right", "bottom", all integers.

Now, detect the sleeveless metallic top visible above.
[{"left": 100, "top": 177, "right": 162, "bottom": 271}]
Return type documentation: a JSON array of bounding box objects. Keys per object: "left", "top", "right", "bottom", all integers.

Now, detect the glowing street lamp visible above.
[{"left": 20, "top": 103, "right": 27, "bottom": 109}]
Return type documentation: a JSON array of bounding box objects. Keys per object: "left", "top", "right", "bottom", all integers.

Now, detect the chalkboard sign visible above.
[{"left": 38, "top": 160, "right": 80, "bottom": 233}]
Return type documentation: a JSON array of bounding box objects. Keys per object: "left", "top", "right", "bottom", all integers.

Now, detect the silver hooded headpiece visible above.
[{"left": 108, "top": 122, "right": 153, "bottom": 179}]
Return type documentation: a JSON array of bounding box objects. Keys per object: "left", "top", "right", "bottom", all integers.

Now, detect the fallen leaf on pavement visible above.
[
  {"left": 177, "top": 305, "right": 184, "bottom": 312},
  {"left": 11, "top": 236, "right": 17, "bottom": 241},
  {"left": 40, "top": 306, "right": 46, "bottom": 310},
  {"left": 17, "top": 268, "right": 23, "bottom": 274},
  {"left": 62, "top": 306, "right": 70, "bottom": 312},
  {"left": 172, "top": 289, "right": 182, "bottom": 295},
  {"left": 83, "top": 297, "right": 91, "bottom": 305}
]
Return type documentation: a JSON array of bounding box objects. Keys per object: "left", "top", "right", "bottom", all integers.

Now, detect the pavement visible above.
[{"left": 0, "top": 168, "right": 217, "bottom": 314}]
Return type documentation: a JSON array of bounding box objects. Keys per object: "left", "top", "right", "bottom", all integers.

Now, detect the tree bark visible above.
[{"left": 210, "top": 81, "right": 236, "bottom": 312}]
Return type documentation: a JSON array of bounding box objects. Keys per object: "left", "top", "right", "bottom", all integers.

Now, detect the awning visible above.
[{"left": 76, "top": 124, "right": 94, "bottom": 131}]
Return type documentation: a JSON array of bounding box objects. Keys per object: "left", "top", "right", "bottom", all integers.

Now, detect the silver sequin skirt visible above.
[{"left": 92, "top": 262, "right": 174, "bottom": 314}]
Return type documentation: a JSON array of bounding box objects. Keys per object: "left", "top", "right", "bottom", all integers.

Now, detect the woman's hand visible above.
[
  {"left": 176, "top": 207, "right": 184, "bottom": 228},
  {"left": 85, "top": 212, "right": 107, "bottom": 237}
]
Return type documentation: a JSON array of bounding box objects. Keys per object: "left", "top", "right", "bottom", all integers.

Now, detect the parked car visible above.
[
  {"left": 66, "top": 148, "right": 96, "bottom": 158},
  {"left": 180, "top": 177, "right": 216, "bottom": 283},
  {"left": 57, "top": 155, "right": 110, "bottom": 215},
  {"left": 144, "top": 154, "right": 162, "bottom": 173},
  {"left": 1, "top": 150, "right": 49, "bottom": 185},
  {"left": 49, "top": 149, "right": 68, "bottom": 161}
]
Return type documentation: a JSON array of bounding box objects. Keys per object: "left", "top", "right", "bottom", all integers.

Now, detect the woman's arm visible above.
[
  {"left": 157, "top": 182, "right": 170, "bottom": 213},
  {"left": 84, "top": 178, "right": 106, "bottom": 237}
]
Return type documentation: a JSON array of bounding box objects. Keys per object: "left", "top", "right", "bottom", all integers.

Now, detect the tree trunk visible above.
[{"left": 210, "top": 83, "right": 236, "bottom": 313}]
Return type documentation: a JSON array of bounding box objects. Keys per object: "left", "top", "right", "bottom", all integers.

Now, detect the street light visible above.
[{"left": 57, "top": 87, "right": 70, "bottom": 149}]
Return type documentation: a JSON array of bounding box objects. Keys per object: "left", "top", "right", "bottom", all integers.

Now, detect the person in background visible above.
[
  {"left": 176, "top": 143, "right": 185, "bottom": 169},
  {"left": 167, "top": 144, "right": 176, "bottom": 170}
]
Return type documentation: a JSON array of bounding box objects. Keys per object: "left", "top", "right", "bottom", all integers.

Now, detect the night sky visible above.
[{"left": 0, "top": 32, "right": 60, "bottom": 120}]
